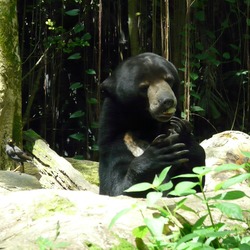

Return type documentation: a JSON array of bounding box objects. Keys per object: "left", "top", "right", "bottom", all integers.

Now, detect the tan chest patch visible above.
[{"left": 123, "top": 132, "right": 149, "bottom": 157}]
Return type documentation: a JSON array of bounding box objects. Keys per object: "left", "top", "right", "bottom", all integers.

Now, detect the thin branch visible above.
[{"left": 22, "top": 49, "right": 48, "bottom": 81}]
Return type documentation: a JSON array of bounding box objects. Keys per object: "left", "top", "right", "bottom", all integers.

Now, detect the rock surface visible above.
[
  {"left": 1, "top": 130, "right": 250, "bottom": 249},
  {"left": 0, "top": 170, "right": 41, "bottom": 193},
  {"left": 201, "top": 130, "right": 250, "bottom": 191},
  {"left": 0, "top": 188, "right": 250, "bottom": 249}
]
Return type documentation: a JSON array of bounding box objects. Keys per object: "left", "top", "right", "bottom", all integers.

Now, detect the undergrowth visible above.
[{"left": 110, "top": 152, "right": 250, "bottom": 249}]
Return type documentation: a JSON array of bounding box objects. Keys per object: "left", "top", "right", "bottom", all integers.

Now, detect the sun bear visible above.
[{"left": 98, "top": 52, "right": 205, "bottom": 197}]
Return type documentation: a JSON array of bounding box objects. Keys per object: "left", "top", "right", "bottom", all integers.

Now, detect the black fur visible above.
[{"left": 98, "top": 53, "right": 205, "bottom": 197}]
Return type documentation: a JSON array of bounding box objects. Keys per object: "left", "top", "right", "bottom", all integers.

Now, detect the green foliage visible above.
[
  {"left": 36, "top": 222, "right": 71, "bottom": 250},
  {"left": 125, "top": 167, "right": 174, "bottom": 194},
  {"left": 181, "top": 0, "right": 249, "bottom": 129},
  {"left": 69, "top": 82, "right": 83, "bottom": 90},
  {"left": 65, "top": 9, "right": 80, "bottom": 16},
  {"left": 20, "top": 0, "right": 250, "bottom": 161},
  {"left": 45, "top": 15, "right": 91, "bottom": 55},
  {"left": 110, "top": 164, "right": 250, "bottom": 249},
  {"left": 44, "top": 8, "right": 99, "bottom": 158},
  {"left": 69, "top": 132, "right": 85, "bottom": 142}
]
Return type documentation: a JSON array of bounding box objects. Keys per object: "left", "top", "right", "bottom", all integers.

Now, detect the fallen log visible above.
[{"left": 23, "top": 129, "right": 98, "bottom": 193}]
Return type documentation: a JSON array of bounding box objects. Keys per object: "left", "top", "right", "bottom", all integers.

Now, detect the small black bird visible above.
[{"left": 5, "top": 138, "right": 33, "bottom": 172}]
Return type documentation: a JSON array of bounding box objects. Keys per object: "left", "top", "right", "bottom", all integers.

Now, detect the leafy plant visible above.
[
  {"left": 109, "top": 161, "right": 250, "bottom": 249},
  {"left": 44, "top": 7, "right": 99, "bottom": 158},
  {"left": 36, "top": 221, "right": 70, "bottom": 250}
]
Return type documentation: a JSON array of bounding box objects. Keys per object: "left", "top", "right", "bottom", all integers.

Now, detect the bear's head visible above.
[{"left": 101, "top": 53, "right": 180, "bottom": 122}]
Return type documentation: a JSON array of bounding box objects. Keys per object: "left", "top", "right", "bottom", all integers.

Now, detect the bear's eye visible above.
[
  {"left": 164, "top": 75, "right": 174, "bottom": 86},
  {"left": 139, "top": 82, "right": 149, "bottom": 94}
]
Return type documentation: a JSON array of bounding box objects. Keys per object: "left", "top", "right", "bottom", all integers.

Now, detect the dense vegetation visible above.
[{"left": 18, "top": 0, "right": 250, "bottom": 160}]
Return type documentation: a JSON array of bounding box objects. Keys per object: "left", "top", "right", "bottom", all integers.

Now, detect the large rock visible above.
[
  {"left": 0, "top": 170, "right": 41, "bottom": 193},
  {"left": 0, "top": 188, "right": 249, "bottom": 249},
  {"left": 1, "top": 130, "right": 249, "bottom": 249},
  {"left": 201, "top": 130, "right": 250, "bottom": 191}
]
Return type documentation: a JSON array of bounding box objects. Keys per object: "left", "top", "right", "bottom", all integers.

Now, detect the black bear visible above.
[{"left": 98, "top": 52, "right": 205, "bottom": 197}]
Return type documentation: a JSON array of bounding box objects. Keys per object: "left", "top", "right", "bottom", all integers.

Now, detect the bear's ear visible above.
[{"left": 100, "top": 76, "right": 116, "bottom": 96}]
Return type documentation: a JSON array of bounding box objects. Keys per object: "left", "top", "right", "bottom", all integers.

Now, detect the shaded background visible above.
[{"left": 18, "top": 0, "right": 250, "bottom": 160}]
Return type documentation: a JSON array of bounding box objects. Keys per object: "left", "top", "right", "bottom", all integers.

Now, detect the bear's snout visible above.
[
  {"left": 147, "top": 80, "right": 177, "bottom": 121},
  {"left": 160, "top": 96, "right": 175, "bottom": 109}
]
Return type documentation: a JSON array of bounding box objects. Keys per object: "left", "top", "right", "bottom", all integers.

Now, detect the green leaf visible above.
[
  {"left": 86, "top": 69, "right": 96, "bottom": 75},
  {"left": 90, "top": 122, "right": 99, "bottom": 129},
  {"left": 146, "top": 191, "right": 162, "bottom": 206},
  {"left": 233, "top": 57, "right": 242, "bottom": 64},
  {"left": 159, "top": 166, "right": 171, "bottom": 183},
  {"left": 65, "top": 9, "right": 80, "bottom": 16},
  {"left": 152, "top": 167, "right": 171, "bottom": 187},
  {"left": 68, "top": 53, "right": 81, "bottom": 60},
  {"left": 215, "top": 173, "right": 250, "bottom": 190},
  {"left": 152, "top": 175, "right": 161, "bottom": 187},
  {"left": 88, "top": 98, "right": 98, "bottom": 105},
  {"left": 53, "top": 242, "right": 71, "bottom": 248},
  {"left": 132, "top": 226, "right": 149, "bottom": 239},
  {"left": 176, "top": 232, "right": 198, "bottom": 246},
  {"left": 172, "top": 173, "right": 198, "bottom": 179},
  {"left": 169, "top": 181, "right": 198, "bottom": 196},
  {"left": 214, "top": 163, "right": 245, "bottom": 172},
  {"left": 179, "top": 204, "right": 197, "bottom": 215},
  {"left": 125, "top": 182, "right": 152, "bottom": 193},
  {"left": 193, "top": 214, "right": 208, "bottom": 230},
  {"left": 144, "top": 217, "right": 165, "bottom": 238},
  {"left": 191, "top": 92, "right": 201, "bottom": 100},
  {"left": 73, "top": 23, "right": 84, "bottom": 33},
  {"left": 241, "top": 236, "right": 250, "bottom": 244},
  {"left": 90, "top": 144, "right": 99, "bottom": 151},
  {"left": 69, "top": 82, "right": 83, "bottom": 90},
  {"left": 214, "top": 202, "right": 244, "bottom": 220},
  {"left": 158, "top": 181, "right": 173, "bottom": 192},
  {"left": 247, "top": 18, "right": 250, "bottom": 26},
  {"left": 109, "top": 207, "right": 133, "bottom": 229},
  {"left": 240, "top": 243, "right": 250, "bottom": 250},
  {"left": 174, "top": 198, "right": 187, "bottom": 210},
  {"left": 195, "top": 53, "right": 208, "bottom": 60},
  {"left": 190, "top": 72, "right": 199, "bottom": 81},
  {"left": 236, "top": 70, "right": 248, "bottom": 76},
  {"left": 193, "top": 166, "right": 212, "bottom": 176},
  {"left": 229, "top": 44, "right": 239, "bottom": 50},
  {"left": 222, "top": 52, "right": 230, "bottom": 59},
  {"left": 196, "top": 229, "right": 234, "bottom": 238},
  {"left": 242, "top": 151, "right": 250, "bottom": 157},
  {"left": 208, "top": 190, "right": 246, "bottom": 201},
  {"left": 191, "top": 105, "right": 204, "bottom": 112},
  {"left": 82, "top": 33, "right": 92, "bottom": 41},
  {"left": 221, "top": 19, "right": 229, "bottom": 29},
  {"left": 36, "top": 237, "right": 52, "bottom": 249},
  {"left": 195, "top": 42, "right": 204, "bottom": 51},
  {"left": 69, "top": 133, "right": 85, "bottom": 141},
  {"left": 195, "top": 10, "right": 205, "bottom": 21},
  {"left": 70, "top": 110, "right": 85, "bottom": 118}
]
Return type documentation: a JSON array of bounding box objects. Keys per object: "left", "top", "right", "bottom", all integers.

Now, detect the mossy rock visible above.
[{"left": 66, "top": 158, "right": 99, "bottom": 186}]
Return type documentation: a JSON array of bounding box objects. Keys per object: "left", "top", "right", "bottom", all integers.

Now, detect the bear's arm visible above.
[
  {"left": 168, "top": 117, "right": 206, "bottom": 176},
  {"left": 167, "top": 118, "right": 206, "bottom": 188},
  {"left": 98, "top": 100, "right": 205, "bottom": 197},
  {"left": 99, "top": 136, "right": 137, "bottom": 196},
  {"left": 99, "top": 132, "right": 191, "bottom": 196}
]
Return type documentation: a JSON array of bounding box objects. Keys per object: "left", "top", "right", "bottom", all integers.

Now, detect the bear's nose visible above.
[{"left": 162, "top": 97, "right": 175, "bottom": 109}]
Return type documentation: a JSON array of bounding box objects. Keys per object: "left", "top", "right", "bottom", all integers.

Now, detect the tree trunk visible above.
[
  {"left": 23, "top": 129, "right": 98, "bottom": 192},
  {"left": 170, "top": 0, "right": 186, "bottom": 114},
  {"left": 128, "top": 0, "right": 139, "bottom": 56},
  {"left": 0, "top": 0, "right": 22, "bottom": 170}
]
